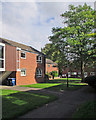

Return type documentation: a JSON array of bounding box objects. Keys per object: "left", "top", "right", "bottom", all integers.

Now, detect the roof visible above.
[
  {"left": 46, "top": 59, "right": 57, "bottom": 65},
  {"left": 0, "top": 37, "right": 44, "bottom": 55}
]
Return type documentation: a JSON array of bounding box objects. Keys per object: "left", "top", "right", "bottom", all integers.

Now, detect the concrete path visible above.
[
  {"left": 0, "top": 85, "right": 63, "bottom": 96},
  {"left": 1, "top": 85, "right": 96, "bottom": 118},
  {"left": 18, "top": 86, "right": 96, "bottom": 118}
]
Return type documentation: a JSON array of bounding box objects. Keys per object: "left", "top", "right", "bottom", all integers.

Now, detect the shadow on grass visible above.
[
  {"left": 49, "top": 79, "right": 81, "bottom": 83},
  {"left": 44, "top": 83, "right": 87, "bottom": 91},
  {"left": 49, "top": 78, "right": 81, "bottom": 83},
  {"left": 2, "top": 90, "right": 57, "bottom": 119}
]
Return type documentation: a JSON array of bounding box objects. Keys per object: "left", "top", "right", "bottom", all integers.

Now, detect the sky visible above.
[{"left": 0, "top": 0, "right": 95, "bottom": 51}]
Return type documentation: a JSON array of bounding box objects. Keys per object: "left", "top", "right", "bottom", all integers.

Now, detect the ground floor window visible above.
[
  {"left": 36, "top": 68, "right": 42, "bottom": 77},
  {"left": 21, "top": 69, "right": 26, "bottom": 76},
  {"left": 0, "top": 43, "right": 5, "bottom": 71},
  {"left": 84, "top": 72, "right": 87, "bottom": 77},
  {"left": 78, "top": 72, "right": 81, "bottom": 75},
  {"left": 90, "top": 72, "right": 95, "bottom": 76},
  {"left": 72, "top": 72, "right": 77, "bottom": 75}
]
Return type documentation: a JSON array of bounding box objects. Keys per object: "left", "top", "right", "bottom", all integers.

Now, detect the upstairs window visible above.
[
  {"left": 36, "top": 68, "right": 42, "bottom": 77},
  {"left": 0, "top": 43, "right": 5, "bottom": 71},
  {"left": 48, "top": 64, "right": 50, "bottom": 67},
  {"left": 53, "top": 64, "right": 57, "bottom": 67},
  {"left": 21, "top": 51, "right": 26, "bottom": 59},
  {"left": 37, "top": 55, "right": 42, "bottom": 63}
]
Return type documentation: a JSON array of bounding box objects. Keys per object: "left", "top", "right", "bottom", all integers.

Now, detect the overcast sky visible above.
[{"left": 0, "top": 0, "right": 95, "bottom": 51}]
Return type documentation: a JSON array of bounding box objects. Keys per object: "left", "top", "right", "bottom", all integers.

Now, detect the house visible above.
[
  {"left": 0, "top": 38, "right": 46, "bottom": 85},
  {"left": 46, "top": 59, "right": 58, "bottom": 75},
  {"left": 62, "top": 66, "right": 96, "bottom": 78}
]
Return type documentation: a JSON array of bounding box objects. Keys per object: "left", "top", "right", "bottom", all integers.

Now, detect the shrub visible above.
[
  {"left": 45, "top": 73, "right": 51, "bottom": 78},
  {"left": 50, "top": 71, "right": 58, "bottom": 77},
  {"left": 83, "top": 76, "right": 96, "bottom": 88}
]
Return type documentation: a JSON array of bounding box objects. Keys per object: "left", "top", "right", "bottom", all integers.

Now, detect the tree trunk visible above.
[{"left": 81, "top": 60, "right": 85, "bottom": 82}]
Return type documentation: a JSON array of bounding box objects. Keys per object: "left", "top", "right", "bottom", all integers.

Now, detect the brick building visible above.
[
  {"left": 62, "top": 66, "right": 96, "bottom": 78},
  {"left": 46, "top": 59, "right": 58, "bottom": 74},
  {"left": 0, "top": 38, "right": 45, "bottom": 85}
]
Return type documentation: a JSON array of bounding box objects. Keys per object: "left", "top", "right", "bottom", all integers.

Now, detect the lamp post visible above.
[{"left": 66, "top": 45, "right": 70, "bottom": 88}]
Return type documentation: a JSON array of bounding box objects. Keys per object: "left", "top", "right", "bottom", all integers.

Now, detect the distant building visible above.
[
  {"left": 62, "top": 66, "right": 96, "bottom": 78},
  {"left": 46, "top": 59, "right": 58, "bottom": 74}
]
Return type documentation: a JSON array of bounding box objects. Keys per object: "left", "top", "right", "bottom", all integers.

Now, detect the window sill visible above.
[
  {"left": 21, "top": 57, "right": 26, "bottom": 59},
  {"left": 0, "top": 68, "right": 5, "bottom": 71},
  {"left": 36, "top": 76, "right": 42, "bottom": 78},
  {"left": 21, "top": 75, "right": 26, "bottom": 77}
]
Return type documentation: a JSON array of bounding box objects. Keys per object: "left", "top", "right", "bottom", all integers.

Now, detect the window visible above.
[
  {"left": 36, "top": 68, "right": 42, "bottom": 77},
  {"left": 0, "top": 43, "right": 5, "bottom": 71},
  {"left": 48, "top": 64, "right": 50, "bottom": 67},
  {"left": 84, "top": 72, "right": 87, "bottom": 77},
  {"left": 21, "top": 69, "right": 26, "bottom": 76},
  {"left": 37, "top": 55, "right": 42, "bottom": 63},
  {"left": 78, "top": 72, "right": 81, "bottom": 75},
  {"left": 72, "top": 72, "right": 77, "bottom": 75},
  {"left": 21, "top": 51, "right": 26, "bottom": 59},
  {"left": 90, "top": 72, "right": 95, "bottom": 76}
]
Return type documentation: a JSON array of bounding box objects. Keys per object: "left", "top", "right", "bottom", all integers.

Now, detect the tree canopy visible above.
[{"left": 42, "top": 3, "right": 95, "bottom": 80}]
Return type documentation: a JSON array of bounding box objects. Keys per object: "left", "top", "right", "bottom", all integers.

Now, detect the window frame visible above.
[
  {"left": 90, "top": 72, "right": 95, "bottom": 76},
  {"left": 48, "top": 64, "right": 50, "bottom": 67},
  {"left": 0, "top": 43, "right": 5, "bottom": 71},
  {"left": 36, "top": 68, "right": 42, "bottom": 77},
  {"left": 72, "top": 72, "right": 77, "bottom": 75},
  {"left": 21, "top": 68, "right": 26, "bottom": 76},
  {"left": 36, "top": 55, "right": 42, "bottom": 63},
  {"left": 21, "top": 50, "right": 26, "bottom": 59}
]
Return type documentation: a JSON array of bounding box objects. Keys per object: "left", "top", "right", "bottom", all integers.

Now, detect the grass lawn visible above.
[
  {"left": 20, "top": 78, "right": 87, "bottom": 91},
  {"left": 20, "top": 83, "right": 61, "bottom": 89},
  {"left": 72, "top": 100, "right": 96, "bottom": 118},
  {"left": 1, "top": 89, "right": 57, "bottom": 119}
]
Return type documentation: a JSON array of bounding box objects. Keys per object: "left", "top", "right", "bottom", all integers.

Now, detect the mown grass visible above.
[
  {"left": 20, "top": 83, "right": 61, "bottom": 89},
  {"left": 20, "top": 78, "right": 87, "bottom": 91},
  {"left": 72, "top": 100, "right": 96, "bottom": 118},
  {"left": 1, "top": 89, "right": 57, "bottom": 119}
]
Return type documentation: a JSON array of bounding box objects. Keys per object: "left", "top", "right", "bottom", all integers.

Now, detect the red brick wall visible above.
[
  {"left": 16, "top": 51, "right": 45, "bottom": 85},
  {"left": 46, "top": 63, "right": 58, "bottom": 73},
  {"left": 5, "top": 44, "right": 16, "bottom": 71}
]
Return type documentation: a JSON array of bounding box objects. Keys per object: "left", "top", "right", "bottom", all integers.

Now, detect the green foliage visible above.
[
  {"left": 83, "top": 76, "right": 96, "bottom": 88},
  {"left": 41, "top": 43, "right": 67, "bottom": 74},
  {"left": 50, "top": 71, "right": 57, "bottom": 76},
  {"left": 45, "top": 72, "right": 51, "bottom": 78},
  {"left": 48, "top": 3, "right": 95, "bottom": 80},
  {"left": 72, "top": 100, "right": 96, "bottom": 118}
]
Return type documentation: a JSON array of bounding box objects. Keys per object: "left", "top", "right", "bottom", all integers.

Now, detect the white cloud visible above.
[
  {"left": 1, "top": 0, "right": 96, "bottom": 2},
  {"left": 1, "top": 1, "right": 95, "bottom": 51}
]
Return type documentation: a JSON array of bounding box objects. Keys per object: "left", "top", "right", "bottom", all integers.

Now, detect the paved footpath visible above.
[
  {"left": 1, "top": 85, "right": 96, "bottom": 118},
  {"left": 18, "top": 86, "right": 95, "bottom": 118},
  {"left": 0, "top": 85, "right": 63, "bottom": 96}
]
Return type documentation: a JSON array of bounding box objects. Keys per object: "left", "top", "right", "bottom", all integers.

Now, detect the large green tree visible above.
[
  {"left": 43, "top": 3, "right": 95, "bottom": 80},
  {"left": 41, "top": 43, "right": 67, "bottom": 74}
]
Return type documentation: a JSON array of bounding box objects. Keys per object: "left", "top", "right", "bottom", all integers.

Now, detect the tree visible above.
[
  {"left": 41, "top": 43, "right": 67, "bottom": 75},
  {"left": 48, "top": 3, "right": 95, "bottom": 81}
]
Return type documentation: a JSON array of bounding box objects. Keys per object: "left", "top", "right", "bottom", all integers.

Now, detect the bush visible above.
[
  {"left": 45, "top": 73, "right": 51, "bottom": 78},
  {"left": 83, "top": 76, "right": 96, "bottom": 88},
  {"left": 50, "top": 71, "right": 58, "bottom": 77}
]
